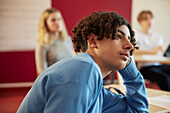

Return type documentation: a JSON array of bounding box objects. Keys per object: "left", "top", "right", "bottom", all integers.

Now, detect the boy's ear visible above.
[{"left": 87, "top": 33, "right": 97, "bottom": 48}]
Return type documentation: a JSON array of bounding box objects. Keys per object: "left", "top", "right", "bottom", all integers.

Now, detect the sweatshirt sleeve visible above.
[
  {"left": 17, "top": 57, "right": 102, "bottom": 113},
  {"left": 43, "top": 84, "right": 94, "bottom": 113},
  {"left": 102, "top": 58, "right": 149, "bottom": 113},
  {"left": 17, "top": 75, "right": 95, "bottom": 113}
]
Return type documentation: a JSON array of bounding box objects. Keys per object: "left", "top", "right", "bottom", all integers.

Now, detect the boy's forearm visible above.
[{"left": 119, "top": 58, "right": 149, "bottom": 112}]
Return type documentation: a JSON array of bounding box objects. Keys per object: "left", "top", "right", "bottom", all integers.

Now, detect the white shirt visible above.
[
  {"left": 135, "top": 30, "right": 163, "bottom": 51},
  {"left": 135, "top": 30, "right": 164, "bottom": 68}
]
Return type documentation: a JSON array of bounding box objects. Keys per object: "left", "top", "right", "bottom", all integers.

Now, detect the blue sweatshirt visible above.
[{"left": 17, "top": 53, "right": 149, "bottom": 113}]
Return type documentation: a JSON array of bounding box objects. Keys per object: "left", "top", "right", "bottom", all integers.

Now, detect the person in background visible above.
[
  {"left": 135, "top": 10, "right": 164, "bottom": 55},
  {"left": 35, "top": 8, "right": 74, "bottom": 75},
  {"left": 135, "top": 10, "right": 170, "bottom": 91},
  {"left": 17, "top": 11, "right": 149, "bottom": 113}
]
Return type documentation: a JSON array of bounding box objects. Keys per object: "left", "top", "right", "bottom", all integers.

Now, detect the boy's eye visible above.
[
  {"left": 117, "top": 35, "right": 122, "bottom": 39},
  {"left": 128, "top": 37, "right": 131, "bottom": 41}
]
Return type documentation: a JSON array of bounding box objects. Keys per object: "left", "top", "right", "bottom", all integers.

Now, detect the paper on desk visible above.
[
  {"left": 142, "top": 55, "right": 168, "bottom": 61},
  {"left": 148, "top": 95, "right": 170, "bottom": 109}
]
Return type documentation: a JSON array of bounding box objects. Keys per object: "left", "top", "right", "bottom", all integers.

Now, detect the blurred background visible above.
[
  {"left": 0, "top": 0, "right": 169, "bottom": 83},
  {"left": 0, "top": 0, "right": 170, "bottom": 112}
]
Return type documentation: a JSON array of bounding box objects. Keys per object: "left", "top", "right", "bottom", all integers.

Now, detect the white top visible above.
[
  {"left": 135, "top": 30, "right": 163, "bottom": 51},
  {"left": 135, "top": 30, "right": 164, "bottom": 68}
]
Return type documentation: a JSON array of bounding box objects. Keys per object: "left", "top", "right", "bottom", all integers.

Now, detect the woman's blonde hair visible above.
[{"left": 37, "top": 8, "right": 68, "bottom": 44}]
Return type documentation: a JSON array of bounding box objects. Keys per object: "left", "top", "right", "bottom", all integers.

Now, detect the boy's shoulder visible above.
[{"left": 36, "top": 53, "right": 102, "bottom": 90}]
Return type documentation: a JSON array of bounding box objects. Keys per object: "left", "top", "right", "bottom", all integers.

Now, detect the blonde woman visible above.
[{"left": 35, "top": 8, "right": 74, "bottom": 75}]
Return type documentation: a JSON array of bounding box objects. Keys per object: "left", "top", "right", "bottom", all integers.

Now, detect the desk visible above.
[
  {"left": 134, "top": 55, "right": 170, "bottom": 65},
  {"left": 104, "top": 84, "right": 170, "bottom": 113}
]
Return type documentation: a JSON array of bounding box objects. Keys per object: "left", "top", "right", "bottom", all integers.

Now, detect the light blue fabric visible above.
[{"left": 17, "top": 53, "right": 149, "bottom": 113}]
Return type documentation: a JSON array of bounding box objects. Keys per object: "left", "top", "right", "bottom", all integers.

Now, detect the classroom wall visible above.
[
  {"left": 0, "top": 0, "right": 51, "bottom": 52},
  {"left": 132, "top": 0, "right": 170, "bottom": 49},
  {"left": 0, "top": 51, "right": 37, "bottom": 83},
  {"left": 0, "top": 0, "right": 50, "bottom": 83},
  {"left": 0, "top": 0, "right": 132, "bottom": 83},
  {"left": 52, "top": 0, "right": 132, "bottom": 36}
]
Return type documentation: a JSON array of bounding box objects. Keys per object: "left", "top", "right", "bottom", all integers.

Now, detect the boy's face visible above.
[
  {"left": 139, "top": 13, "right": 153, "bottom": 29},
  {"left": 95, "top": 25, "right": 133, "bottom": 71}
]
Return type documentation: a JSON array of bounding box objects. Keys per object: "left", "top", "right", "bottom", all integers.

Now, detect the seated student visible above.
[
  {"left": 135, "top": 10, "right": 164, "bottom": 55},
  {"left": 17, "top": 11, "right": 149, "bottom": 113},
  {"left": 35, "top": 8, "right": 74, "bottom": 75},
  {"left": 135, "top": 10, "right": 170, "bottom": 91}
]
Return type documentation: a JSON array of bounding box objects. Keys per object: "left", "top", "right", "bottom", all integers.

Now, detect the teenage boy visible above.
[{"left": 17, "top": 11, "right": 149, "bottom": 113}]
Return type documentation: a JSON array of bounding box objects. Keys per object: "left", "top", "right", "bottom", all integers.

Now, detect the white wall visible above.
[
  {"left": 132, "top": 0, "right": 170, "bottom": 49},
  {"left": 0, "top": 0, "right": 51, "bottom": 52}
]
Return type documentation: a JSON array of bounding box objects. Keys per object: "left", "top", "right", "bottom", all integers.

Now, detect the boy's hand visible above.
[{"left": 125, "top": 56, "right": 131, "bottom": 67}]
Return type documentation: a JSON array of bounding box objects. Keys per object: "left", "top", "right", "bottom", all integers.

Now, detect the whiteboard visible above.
[{"left": 0, "top": 0, "right": 51, "bottom": 52}]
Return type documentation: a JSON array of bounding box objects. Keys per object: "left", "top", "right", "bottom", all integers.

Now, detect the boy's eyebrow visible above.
[
  {"left": 117, "top": 29, "right": 125, "bottom": 35},
  {"left": 117, "top": 29, "right": 131, "bottom": 40}
]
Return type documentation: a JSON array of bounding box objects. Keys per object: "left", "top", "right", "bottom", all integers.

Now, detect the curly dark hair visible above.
[{"left": 72, "top": 11, "right": 137, "bottom": 55}]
